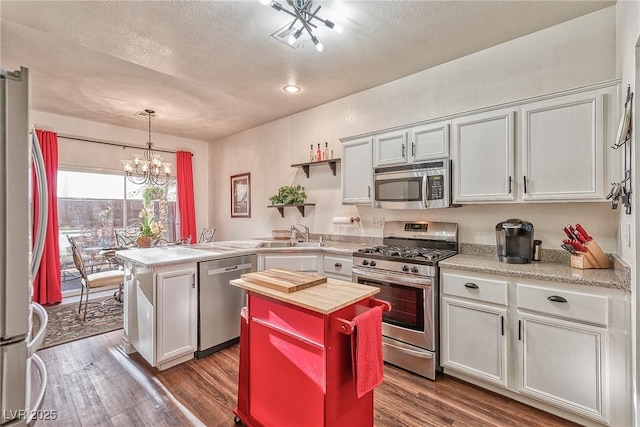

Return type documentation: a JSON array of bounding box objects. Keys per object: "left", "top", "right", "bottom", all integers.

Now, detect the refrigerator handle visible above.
[
  {"left": 27, "top": 302, "right": 48, "bottom": 357},
  {"left": 27, "top": 353, "right": 48, "bottom": 424},
  {"left": 30, "top": 127, "right": 48, "bottom": 281}
]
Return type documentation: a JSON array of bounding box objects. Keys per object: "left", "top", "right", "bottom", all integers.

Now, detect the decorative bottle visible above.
[
  {"left": 309, "top": 144, "right": 315, "bottom": 162},
  {"left": 323, "top": 142, "right": 330, "bottom": 161},
  {"left": 316, "top": 144, "right": 322, "bottom": 161}
]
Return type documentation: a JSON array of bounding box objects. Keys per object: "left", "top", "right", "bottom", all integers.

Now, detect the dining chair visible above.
[
  {"left": 114, "top": 227, "right": 139, "bottom": 247},
  {"left": 67, "top": 236, "right": 125, "bottom": 321},
  {"left": 199, "top": 228, "right": 216, "bottom": 243}
]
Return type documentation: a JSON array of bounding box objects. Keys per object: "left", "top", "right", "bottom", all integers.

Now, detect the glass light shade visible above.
[
  {"left": 121, "top": 160, "right": 133, "bottom": 173},
  {"left": 162, "top": 163, "right": 173, "bottom": 174},
  {"left": 132, "top": 153, "right": 142, "bottom": 166},
  {"left": 333, "top": 24, "right": 344, "bottom": 34},
  {"left": 140, "top": 161, "right": 150, "bottom": 172}
]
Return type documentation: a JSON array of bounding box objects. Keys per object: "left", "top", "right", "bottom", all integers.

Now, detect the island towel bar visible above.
[{"left": 332, "top": 298, "right": 391, "bottom": 335}]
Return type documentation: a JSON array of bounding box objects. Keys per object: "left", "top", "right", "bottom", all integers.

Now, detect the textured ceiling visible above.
[{"left": 0, "top": 1, "right": 614, "bottom": 143}]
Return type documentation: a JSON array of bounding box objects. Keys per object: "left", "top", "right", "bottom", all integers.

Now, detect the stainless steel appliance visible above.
[
  {"left": 1, "top": 67, "right": 49, "bottom": 426},
  {"left": 495, "top": 218, "right": 535, "bottom": 264},
  {"left": 373, "top": 160, "right": 451, "bottom": 209},
  {"left": 196, "top": 254, "right": 256, "bottom": 358},
  {"left": 352, "top": 221, "right": 458, "bottom": 380}
]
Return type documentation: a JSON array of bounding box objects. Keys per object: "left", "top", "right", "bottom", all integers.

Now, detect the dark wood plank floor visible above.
[{"left": 35, "top": 330, "right": 580, "bottom": 427}]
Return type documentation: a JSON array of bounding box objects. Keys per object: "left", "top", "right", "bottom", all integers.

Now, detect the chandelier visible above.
[
  {"left": 260, "top": 0, "right": 343, "bottom": 52},
  {"left": 121, "top": 109, "right": 172, "bottom": 186}
]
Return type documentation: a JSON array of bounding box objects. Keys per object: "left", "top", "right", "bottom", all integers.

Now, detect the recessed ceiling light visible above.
[{"left": 283, "top": 84, "right": 301, "bottom": 94}]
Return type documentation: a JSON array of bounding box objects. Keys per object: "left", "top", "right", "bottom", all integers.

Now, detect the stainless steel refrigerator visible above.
[{"left": 1, "top": 67, "right": 49, "bottom": 426}]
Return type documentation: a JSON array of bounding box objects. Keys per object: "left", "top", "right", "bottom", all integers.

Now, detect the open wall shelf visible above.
[
  {"left": 291, "top": 159, "right": 341, "bottom": 178},
  {"left": 267, "top": 204, "right": 315, "bottom": 218}
]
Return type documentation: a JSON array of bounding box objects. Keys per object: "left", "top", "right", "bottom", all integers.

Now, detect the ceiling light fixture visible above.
[
  {"left": 283, "top": 84, "right": 301, "bottom": 93},
  {"left": 121, "top": 109, "right": 172, "bottom": 185},
  {"left": 260, "top": 0, "right": 343, "bottom": 52}
]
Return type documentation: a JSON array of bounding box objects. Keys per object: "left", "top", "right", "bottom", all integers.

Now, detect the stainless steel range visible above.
[{"left": 352, "top": 221, "right": 458, "bottom": 380}]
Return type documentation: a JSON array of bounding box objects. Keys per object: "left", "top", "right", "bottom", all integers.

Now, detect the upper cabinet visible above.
[
  {"left": 452, "top": 108, "right": 516, "bottom": 203},
  {"left": 520, "top": 90, "right": 606, "bottom": 201},
  {"left": 342, "top": 137, "right": 373, "bottom": 204},
  {"left": 451, "top": 83, "right": 619, "bottom": 204},
  {"left": 373, "top": 121, "right": 450, "bottom": 167}
]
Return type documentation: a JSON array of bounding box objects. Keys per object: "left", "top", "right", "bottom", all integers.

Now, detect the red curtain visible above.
[
  {"left": 32, "top": 130, "right": 62, "bottom": 305},
  {"left": 176, "top": 151, "right": 197, "bottom": 242}
]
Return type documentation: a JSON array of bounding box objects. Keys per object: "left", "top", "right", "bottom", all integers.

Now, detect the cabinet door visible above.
[
  {"left": 156, "top": 266, "right": 197, "bottom": 363},
  {"left": 373, "top": 129, "right": 408, "bottom": 167},
  {"left": 441, "top": 297, "right": 508, "bottom": 387},
  {"left": 341, "top": 138, "right": 373, "bottom": 204},
  {"left": 409, "top": 121, "right": 449, "bottom": 162},
  {"left": 322, "top": 255, "right": 353, "bottom": 280},
  {"left": 452, "top": 109, "right": 515, "bottom": 202},
  {"left": 521, "top": 92, "right": 604, "bottom": 200},
  {"left": 518, "top": 312, "right": 607, "bottom": 423}
]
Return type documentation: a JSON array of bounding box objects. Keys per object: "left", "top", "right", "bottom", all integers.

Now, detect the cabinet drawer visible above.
[
  {"left": 249, "top": 294, "right": 324, "bottom": 345},
  {"left": 323, "top": 256, "right": 353, "bottom": 278},
  {"left": 442, "top": 272, "right": 508, "bottom": 306},
  {"left": 264, "top": 255, "right": 318, "bottom": 272},
  {"left": 516, "top": 284, "right": 608, "bottom": 326}
]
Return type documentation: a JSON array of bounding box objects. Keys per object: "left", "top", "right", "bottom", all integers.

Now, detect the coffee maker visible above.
[{"left": 495, "top": 218, "right": 535, "bottom": 264}]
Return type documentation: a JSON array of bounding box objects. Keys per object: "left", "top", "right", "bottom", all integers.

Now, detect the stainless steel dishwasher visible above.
[{"left": 196, "top": 254, "right": 256, "bottom": 358}]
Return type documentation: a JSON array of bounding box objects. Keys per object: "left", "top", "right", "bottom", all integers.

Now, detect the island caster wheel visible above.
[{"left": 234, "top": 415, "right": 241, "bottom": 424}]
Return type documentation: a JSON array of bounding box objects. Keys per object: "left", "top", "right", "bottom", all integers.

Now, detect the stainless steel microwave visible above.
[{"left": 373, "top": 160, "right": 451, "bottom": 209}]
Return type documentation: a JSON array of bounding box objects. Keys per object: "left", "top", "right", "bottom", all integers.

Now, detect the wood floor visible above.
[{"left": 35, "top": 330, "right": 580, "bottom": 427}]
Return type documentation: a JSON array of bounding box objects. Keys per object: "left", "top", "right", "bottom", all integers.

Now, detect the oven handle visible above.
[
  {"left": 353, "top": 267, "right": 433, "bottom": 287},
  {"left": 383, "top": 341, "right": 434, "bottom": 359}
]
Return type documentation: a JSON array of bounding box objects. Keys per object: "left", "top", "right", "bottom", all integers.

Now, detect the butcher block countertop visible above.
[{"left": 230, "top": 276, "right": 379, "bottom": 315}]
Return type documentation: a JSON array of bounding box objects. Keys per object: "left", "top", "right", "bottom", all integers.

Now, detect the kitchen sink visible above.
[{"left": 258, "top": 241, "right": 324, "bottom": 248}]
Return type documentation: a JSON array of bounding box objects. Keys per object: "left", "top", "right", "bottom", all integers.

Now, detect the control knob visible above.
[
  {"left": 362, "top": 260, "right": 369, "bottom": 266},
  {"left": 370, "top": 261, "right": 377, "bottom": 267},
  {"left": 411, "top": 266, "right": 419, "bottom": 273},
  {"left": 402, "top": 265, "right": 409, "bottom": 272}
]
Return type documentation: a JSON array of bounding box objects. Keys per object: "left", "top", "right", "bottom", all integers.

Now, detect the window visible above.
[{"left": 58, "top": 169, "right": 177, "bottom": 294}]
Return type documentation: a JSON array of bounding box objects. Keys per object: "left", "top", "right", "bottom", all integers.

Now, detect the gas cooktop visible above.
[{"left": 355, "top": 246, "right": 457, "bottom": 264}]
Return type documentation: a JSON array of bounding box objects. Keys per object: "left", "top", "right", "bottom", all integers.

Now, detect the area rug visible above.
[{"left": 36, "top": 296, "right": 123, "bottom": 349}]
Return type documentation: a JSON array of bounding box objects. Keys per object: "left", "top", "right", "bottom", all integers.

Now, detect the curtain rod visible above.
[{"left": 58, "top": 134, "right": 192, "bottom": 156}]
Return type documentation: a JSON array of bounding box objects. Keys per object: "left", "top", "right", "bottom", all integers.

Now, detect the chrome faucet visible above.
[{"left": 290, "top": 224, "right": 310, "bottom": 242}]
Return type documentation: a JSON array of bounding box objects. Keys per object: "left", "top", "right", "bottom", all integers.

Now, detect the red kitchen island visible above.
[{"left": 230, "top": 272, "right": 390, "bottom": 427}]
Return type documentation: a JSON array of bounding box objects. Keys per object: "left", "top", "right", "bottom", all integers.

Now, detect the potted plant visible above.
[{"left": 269, "top": 185, "right": 307, "bottom": 205}]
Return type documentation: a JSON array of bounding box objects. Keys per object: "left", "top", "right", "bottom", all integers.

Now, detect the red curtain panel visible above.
[
  {"left": 33, "top": 129, "right": 62, "bottom": 305},
  {"left": 176, "top": 151, "right": 197, "bottom": 242}
]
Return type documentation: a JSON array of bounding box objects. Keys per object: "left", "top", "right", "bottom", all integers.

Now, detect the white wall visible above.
[
  {"left": 615, "top": 0, "right": 640, "bottom": 424},
  {"left": 31, "top": 111, "right": 210, "bottom": 233},
  {"left": 210, "top": 7, "right": 619, "bottom": 251}
]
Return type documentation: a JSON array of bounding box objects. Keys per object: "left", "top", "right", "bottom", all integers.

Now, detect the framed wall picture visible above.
[{"left": 231, "top": 173, "right": 251, "bottom": 218}]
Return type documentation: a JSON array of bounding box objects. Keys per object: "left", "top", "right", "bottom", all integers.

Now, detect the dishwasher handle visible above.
[{"left": 207, "top": 262, "right": 254, "bottom": 276}]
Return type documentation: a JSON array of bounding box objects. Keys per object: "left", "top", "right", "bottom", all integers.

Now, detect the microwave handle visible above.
[{"left": 422, "top": 174, "right": 429, "bottom": 208}]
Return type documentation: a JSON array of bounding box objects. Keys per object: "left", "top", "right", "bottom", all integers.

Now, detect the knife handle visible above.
[{"left": 575, "top": 224, "right": 592, "bottom": 241}]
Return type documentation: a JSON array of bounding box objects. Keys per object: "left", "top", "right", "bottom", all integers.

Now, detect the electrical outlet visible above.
[{"left": 372, "top": 217, "right": 385, "bottom": 227}]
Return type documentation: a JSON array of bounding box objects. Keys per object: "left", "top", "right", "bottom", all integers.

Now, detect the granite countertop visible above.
[
  {"left": 115, "top": 239, "right": 365, "bottom": 268},
  {"left": 439, "top": 254, "right": 630, "bottom": 291}
]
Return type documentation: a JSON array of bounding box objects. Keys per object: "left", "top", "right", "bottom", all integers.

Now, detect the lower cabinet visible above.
[
  {"left": 440, "top": 268, "right": 630, "bottom": 427},
  {"left": 441, "top": 298, "right": 508, "bottom": 387},
  {"left": 124, "top": 261, "right": 197, "bottom": 370}
]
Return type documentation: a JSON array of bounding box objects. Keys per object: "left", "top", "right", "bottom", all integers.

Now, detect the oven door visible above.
[{"left": 353, "top": 267, "right": 434, "bottom": 351}]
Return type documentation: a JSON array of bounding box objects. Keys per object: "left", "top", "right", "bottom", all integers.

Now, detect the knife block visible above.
[{"left": 570, "top": 240, "right": 612, "bottom": 269}]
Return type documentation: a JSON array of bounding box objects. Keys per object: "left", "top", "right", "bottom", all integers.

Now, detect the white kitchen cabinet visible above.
[
  {"left": 441, "top": 298, "right": 508, "bottom": 387},
  {"left": 441, "top": 271, "right": 509, "bottom": 388},
  {"left": 520, "top": 89, "right": 608, "bottom": 201},
  {"left": 408, "top": 121, "right": 450, "bottom": 162},
  {"left": 341, "top": 137, "right": 373, "bottom": 204},
  {"left": 373, "top": 129, "right": 407, "bottom": 167},
  {"left": 321, "top": 254, "right": 353, "bottom": 280},
  {"left": 518, "top": 312, "right": 606, "bottom": 423},
  {"left": 261, "top": 254, "right": 319, "bottom": 272},
  {"left": 451, "top": 108, "right": 516, "bottom": 202},
  {"left": 156, "top": 266, "right": 198, "bottom": 365},
  {"left": 440, "top": 267, "right": 630, "bottom": 427},
  {"left": 123, "top": 261, "right": 197, "bottom": 371}
]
